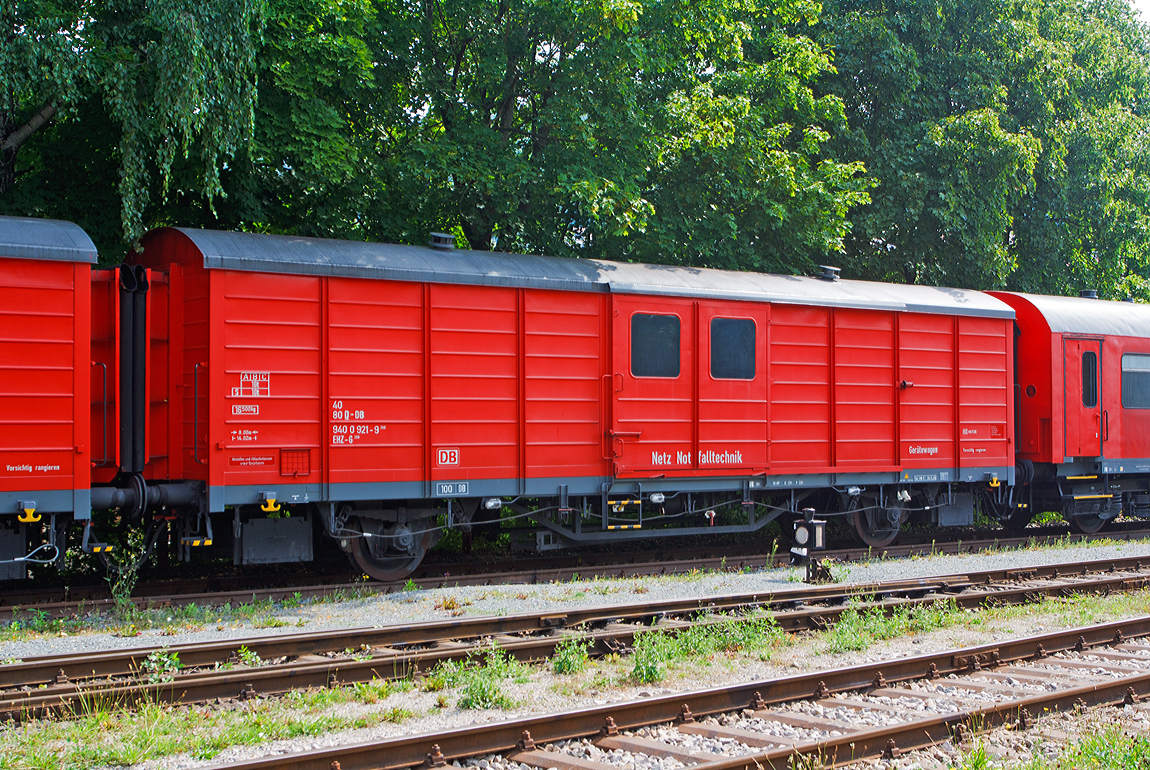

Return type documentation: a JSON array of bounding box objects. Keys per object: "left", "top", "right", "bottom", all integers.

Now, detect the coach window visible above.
[
  {"left": 631, "top": 313, "right": 680, "bottom": 377},
  {"left": 1122, "top": 354, "right": 1150, "bottom": 408},
  {"left": 711, "top": 318, "right": 756, "bottom": 380},
  {"left": 1082, "top": 351, "right": 1098, "bottom": 408}
]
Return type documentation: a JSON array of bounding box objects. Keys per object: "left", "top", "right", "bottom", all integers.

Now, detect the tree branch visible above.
[{"left": 1, "top": 100, "right": 57, "bottom": 154}]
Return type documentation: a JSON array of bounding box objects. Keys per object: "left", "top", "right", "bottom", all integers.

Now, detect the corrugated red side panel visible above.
[
  {"left": 834, "top": 309, "right": 896, "bottom": 467},
  {"left": 769, "top": 304, "right": 831, "bottom": 469},
  {"left": 430, "top": 284, "right": 519, "bottom": 482},
  {"left": 897, "top": 313, "right": 957, "bottom": 467},
  {"left": 0, "top": 258, "right": 89, "bottom": 501},
  {"left": 218, "top": 270, "right": 322, "bottom": 488},
  {"left": 326, "top": 277, "right": 425, "bottom": 485},
  {"left": 524, "top": 290, "right": 606, "bottom": 480},
  {"left": 697, "top": 301, "right": 768, "bottom": 472},
  {"left": 957, "top": 317, "right": 1013, "bottom": 468}
]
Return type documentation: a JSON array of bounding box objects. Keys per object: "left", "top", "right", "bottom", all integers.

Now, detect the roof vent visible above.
[
  {"left": 1080, "top": 289, "right": 1098, "bottom": 299},
  {"left": 429, "top": 232, "right": 456, "bottom": 251},
  {"left": 817, "top": 265, "right": 841, "bottom": 282}
]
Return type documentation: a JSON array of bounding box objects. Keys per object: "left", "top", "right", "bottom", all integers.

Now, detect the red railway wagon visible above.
[
  {"left": 117, "top": 228, "right": 1016, "bottom": 578},
  {"left": 0, "top": 217, "right": 96, "bottom": 577},
  {"left": 989, "top": 291, "right": 1150, "bottom": 533}
]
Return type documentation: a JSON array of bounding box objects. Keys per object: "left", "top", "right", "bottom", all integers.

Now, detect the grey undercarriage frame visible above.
[{"left": 508, "top": 480, "right": 972, "bottom": 552}]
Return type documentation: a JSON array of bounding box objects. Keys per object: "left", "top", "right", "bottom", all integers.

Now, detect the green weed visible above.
[
  {"left": 237, "top": 645, "right": 261, "bottom": 667},
  {"left": 820, "top": 599, "right": 963, "bottom": 654},
  {"left": 1019, "top": 723, "right": 1150, "bottom": 769},
  {"left": 424, "top": 642, "right": 528, "bottom": 709},
  {"left": 552, "top": 635, "right": 591, "bottom": 675},
  {"left": 141, "top": 649, "right": 180, "bottom": 684},
  {"left": 629, "top": 614, "right": 788, "bottom": 683},
  {"left": 954, "top": 741, "right": 991, "bottom": 770}
]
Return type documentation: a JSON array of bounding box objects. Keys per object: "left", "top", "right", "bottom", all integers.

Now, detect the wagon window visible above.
[
  {"left": 1082, "top": 351, "right": 1098, "bottom": 408},
  {"left": 710, "top": 318, "right": 756, "bottom": 380},
  {"left": 1122, "top": 354, "right": 1150, "bottom": 408},
  {"left": 631, "top": 313, "right": 680, "bottom": 378}
]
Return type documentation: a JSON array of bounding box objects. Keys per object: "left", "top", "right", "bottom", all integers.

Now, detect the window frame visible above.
[
  {"left": 1082, "top": 351, "right": 1098, "bottom": 408},
  {"left": 709, "top": 316, "right": 757, "bottom": 381},
  {"left": 630, "top": 312, "right": 681, "bottom": 379},
  {"left": 1122, "top": 352, "right": 1150, "bottom": 409}
]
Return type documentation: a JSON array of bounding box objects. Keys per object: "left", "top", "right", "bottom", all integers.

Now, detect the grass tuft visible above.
[
  {"left": 819, "top": 599, "right": 964, "bottom": 654},
  {"left": 630, "top": 614, "right": 788, "bottom": 683}
]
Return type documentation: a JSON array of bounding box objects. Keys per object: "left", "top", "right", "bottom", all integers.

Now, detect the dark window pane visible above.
[
  {"left": 631, "top": 313, "right": 680, "bottom": 378},
  {"left": 1123, "top": 354, "right": 1150, "bottom": 408},
  {"left": 1082, "top": 351, "right": 1098, "bottom": 408},
  {"left": 711, "top": 318, "right": 756, "bottom": 380}
]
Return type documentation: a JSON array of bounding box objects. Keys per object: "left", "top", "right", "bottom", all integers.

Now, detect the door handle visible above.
[
  {"left": 609, "top": 430, "right": 642, "bottom": 459},
  {"left": 614, "top": 373, "right": 624, "bottom": 392},
  {"left": 1104, "top": 410, "right": 1109, "bottom": 441}
]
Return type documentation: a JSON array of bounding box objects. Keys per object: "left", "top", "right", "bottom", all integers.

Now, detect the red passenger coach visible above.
[
  {"left": 120, "top": 228, "right": 1018, "bottom": 577},
  {"left": 990, "top": 291, "right": 1150, "bottom": 533},
  {"left": 0, "top": 217, "right": 96, "bottom": 577}
]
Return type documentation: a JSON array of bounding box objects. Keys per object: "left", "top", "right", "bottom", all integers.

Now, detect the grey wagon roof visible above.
[
  {"left": 997, "top": 292, "right": 1150, "bottom": 337},
  {"left": 160, "top": 227, "right": 1014, "bottom": 319},
  {"left": 0, "top": 215, "right": 97, "bottom": 263}
]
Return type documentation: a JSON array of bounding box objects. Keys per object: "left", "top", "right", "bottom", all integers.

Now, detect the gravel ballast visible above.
[
  {"left": 4, "top": 539, "right": 1150, "bottom": 661},
  {"left": 3, "top": 538, "right": 1150, "bottom": 769}
]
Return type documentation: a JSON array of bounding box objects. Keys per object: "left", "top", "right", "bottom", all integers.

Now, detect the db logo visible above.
[{"left": 436, "top": 448, "right": 459, "bottom": 467}]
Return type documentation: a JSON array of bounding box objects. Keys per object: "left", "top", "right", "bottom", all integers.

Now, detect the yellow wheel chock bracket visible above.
[
  {"left": 988, "top": 475, "right": 1000, "bottom": 488},
  {"left": 261, "top": 497, "right": 281, "bottom": 513},
  {"left": 16, "top": 501, "right": 40, "bottom": 523}
]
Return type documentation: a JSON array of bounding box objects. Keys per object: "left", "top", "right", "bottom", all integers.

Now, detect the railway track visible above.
[
  {"left": 201, "top": 614, "right": 1150, "bottom": 770},
  {"left": 5, "top": 554, "right": 1150, "bottom": 721},
  {"left": 5, "top": 526, "right": 1150, "bottom": 621}
]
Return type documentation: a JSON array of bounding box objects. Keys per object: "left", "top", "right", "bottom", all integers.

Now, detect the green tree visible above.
[
  {"left": 818, "top": 0, "right": 1150, "bottom": 296},
  {"left": 362, "top": 0, "right": 869, "bottom": 271},
  {"left": 1, "top": 0, "right": 266, "bottom": 247}
]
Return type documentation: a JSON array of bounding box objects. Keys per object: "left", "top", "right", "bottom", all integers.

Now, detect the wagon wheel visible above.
[
  {"left": 1067, "top": 513, "right": 1107, "bottom": 535},
  {"left": 348, "top": 517, "right": 432, "bottom": 582},
  {"left": 851, "top": 503, "right": 902, "bottom": 549}
]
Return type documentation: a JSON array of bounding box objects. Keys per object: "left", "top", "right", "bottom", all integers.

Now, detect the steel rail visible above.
[
  {"left": 193, "top": 614, "right": 1150, "bottom": 770},
  {"left": 4, "top": 555, "right": 1150, "bottom": 720},
  {"left": 6, "top": 552, "right": 1150, "bottom": 690},
  {"left": 4, "top": 526, "right": 1150, "bottom": 620}
]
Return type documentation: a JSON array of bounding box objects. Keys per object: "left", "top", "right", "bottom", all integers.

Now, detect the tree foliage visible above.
[
  {"left": 5, "top": 0, "right": 1150, "bottom": 302},
  {"left": 1, "top": 0, "right": 266, "bottom": 246},
  {"left": 246, "top": 0, "right": 870, "bottom": 273},
  {"left": 818, "top": 0, "right": 1150, "bottom": 297}
]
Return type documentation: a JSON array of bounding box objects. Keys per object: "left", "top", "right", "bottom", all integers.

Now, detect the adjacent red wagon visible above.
[
  {"left": 0, "top": 217, "right": 96, "bottom": 576},
  {"left": 990, "top": 291, "right": 1150, "bottom": 532}
]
